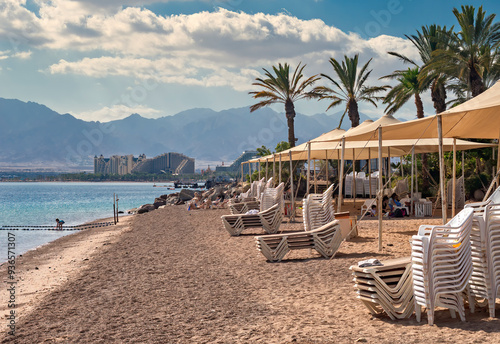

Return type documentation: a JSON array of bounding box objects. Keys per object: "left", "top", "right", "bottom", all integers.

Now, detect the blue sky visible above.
[{"left": 0, "top": 1, "right": 499, "bottom": 123}]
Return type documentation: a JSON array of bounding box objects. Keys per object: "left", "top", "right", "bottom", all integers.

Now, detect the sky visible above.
[{"left": 0, "top": 0, "right": 499, "bottom": 124}]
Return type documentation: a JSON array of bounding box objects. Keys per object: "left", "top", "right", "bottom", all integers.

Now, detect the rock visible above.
[
  {"left": 179, "top": 189, "right": 196, "bottom": 201},
  {"left": 153, "top": 200, "right": 166, "bottom": 209},
  {"left": 138, "top": 204, "right": 155, "bottom": 214}
]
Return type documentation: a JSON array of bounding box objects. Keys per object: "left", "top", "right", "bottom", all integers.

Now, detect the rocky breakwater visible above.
[{"left": 129, "top": 182, "right": 249, "bottom": 214}]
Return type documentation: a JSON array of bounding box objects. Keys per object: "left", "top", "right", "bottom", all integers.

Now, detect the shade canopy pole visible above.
[
  {"left": 307, "top": 141, "right": 311, "bottom": 197},
  {"left": 289, "top": 150, "right": 295, "bottom": 222},
  {"left": 497, "top": 131, "right": 500, "bottom": 189},
  {"left": 452, "top": 138, "right": 457, "bottom": 217},
  {"left": 273, "top": 154, "right": 276, "bottom": 185},
  {"left": 368, "top": 149, "right": 372, "bottom": 198},
  {"left": 388, "top": 147, "right": 391, "bottom": 191},
  {"left": 314, "top": 159, "right": 318, "bottom": 193},
  {"left": 438, "top": 115, "right": 447, "bottom": 224},
  {"left": 279, "top": 153, "right": 282, "bottom": 185},
  {"left": 378, "top": 127, "right": 383, "bottom": 252},
  {"left": 265, "top": 158, "right": 269, "bottom": 181},
  {"left": 353, "top": 148, "right": 356, "bottom": 205},
  {"left": 325, "top": 149, "right": 329, "bottom": 187},
  {"left": 258, "top": 160, "right": 261, "bottom": 180},
  {"left": 249, "top": 161, "right": 252, "bottom": 183},
  {"left": 241, "top": 163, "right": 244, "bottom": 183},
  {"left": 338, "top": 137, "right": 345, "bottom": 212}
]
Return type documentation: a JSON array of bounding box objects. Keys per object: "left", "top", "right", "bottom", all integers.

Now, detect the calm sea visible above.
[{"left": 0, "top": 182, "right": 178, "bottom": 262}]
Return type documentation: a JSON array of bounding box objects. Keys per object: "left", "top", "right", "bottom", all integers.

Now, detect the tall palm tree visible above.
[
  {"left": 249, "top": 63, "right": 320, "bottom": 147},
  {"left": 381, "top": 66, "right": 427, "bottom": 118},
  {"left": 315, "top": 55, "right": 388, "bottom": 128},
  {"left": 422, "top": 5, "right": 500, "bottom": 97}
]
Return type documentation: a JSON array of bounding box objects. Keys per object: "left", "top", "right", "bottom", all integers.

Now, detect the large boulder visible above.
[
  {"left": 178, "top": 189, "right": 196, "bottom": 201},
  {"left": 137, "top": 204, "right": 155, "bottom": 214}
]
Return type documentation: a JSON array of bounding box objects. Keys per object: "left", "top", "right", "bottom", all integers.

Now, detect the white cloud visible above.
[
  {"left": 71, "top": 104, "right": 161, "bottom": 122},
  {"left": 1, "top": 2, "right": 421, "bottom": 117}
]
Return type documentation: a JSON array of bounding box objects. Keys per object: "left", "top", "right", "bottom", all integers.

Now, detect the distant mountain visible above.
[{"left": 0, "top": 98, "right": 375, "bottom": 169}]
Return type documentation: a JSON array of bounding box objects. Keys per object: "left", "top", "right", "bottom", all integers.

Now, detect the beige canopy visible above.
[
  {"left": 338, "top": 81, "right": 500, "bottom": 142},
  {"left": 248, "top": 138, "right": 495, "bottom": 163}
]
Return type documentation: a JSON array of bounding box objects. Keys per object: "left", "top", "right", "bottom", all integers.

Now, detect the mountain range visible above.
[{"left": 0, "top": 98, "right": 375, "bottom": 170}]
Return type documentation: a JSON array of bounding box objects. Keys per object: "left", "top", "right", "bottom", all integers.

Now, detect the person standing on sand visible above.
[{"left": 55, "top": 218, "right": 64, "bottom": 230}]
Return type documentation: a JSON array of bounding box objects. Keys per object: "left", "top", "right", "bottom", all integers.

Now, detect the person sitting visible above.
[
  {"left": 382, "top": 196, "right": 390, "bottom": 213},
  {"left": 389, "top": 193, "right": 401, "bottom": 210},
  {"left": 369, "top": 204, "right": 377, "bottom": 217}
]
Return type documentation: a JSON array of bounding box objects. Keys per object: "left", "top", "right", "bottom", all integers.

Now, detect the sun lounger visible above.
[
  {"left": 221, "top": 183, "right": 284, "bottom": 236},
  {"left": 255, "top": 220, "right": 342, "bottom": 262},
  {"left": 303, "top": 184, "right": 335, "bottom": 232}
]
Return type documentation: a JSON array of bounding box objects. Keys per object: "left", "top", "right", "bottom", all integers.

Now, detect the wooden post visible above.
[
  {"left": 289, "top": 150, "right": 295, "bottom": 222},
  {"left": 279, "top": 153, "right": 282, "bottom": 185},
  {"left": 113, "top": 193, "right": 117, "bottom": 225},
  {"left": 338, "top": 137, "right": 345, "bottom": 212},
  {"left": 265, "top": 159, "right": 268, "bottom": 181},
  {"left": 368, "top": 149, "right": 372, "bottom": 198},
  {"left": 314, "top": 159, "right": 318, "bottom": 193},
  {"left": 388, "top": 147, "right": 391, "bottom": 190},
  {"left": 378, "top": 127, "right": 383, "bottom": 251},
  {"left": 272, "top": 154, "right": 276, "bottom": 184},
  {"left": 452, "top": 138, "right": 457, "bottom": 217},
  {"left": 411, "top": 147, "right": 415, "bottom": 211},
  {"left": 438, "top": 115, "right": 447, "bottom": 224},
  {"left": 307, "top": 142, "right": 311, "bottom": 196},
  {"left": 325, "top": 149, "right": 329, "bottom": 188},
  {"left": 258, "top": 160, "right": 261, "bottom": 180},
  {"left": 116, "top": 195, "right": 119, "bottom": 223},
  {"left": 353, "top": 148, "right": 356, "bottom": 205}
]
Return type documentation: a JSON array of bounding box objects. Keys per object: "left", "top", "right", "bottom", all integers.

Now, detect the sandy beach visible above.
[{"left": 2, "top": 205, "right": 500, "bottom": 343}]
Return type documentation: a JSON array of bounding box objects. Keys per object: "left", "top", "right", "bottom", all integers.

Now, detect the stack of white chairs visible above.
[
  {"left": 363, "top": 171, "right": 379, "bottom": 198},
  {"left": 351, "top": 257, "right": 414, "bottom": 320},
  {"left": 230, "top": 177, "right": 272, "bottom": 214},
  {"left": 356, "top": 172, "right": 366, "bottom": 197},
  {"left": 345, "top": 172, "right": 354, "bottom": 198},
  {"left": 303, "top": 184, "right": 335, "bottom": 232},
  {"left": 465, "top": 186, "right": 500, "bottom": 317},
  {"left": 411, "top": 207, "right": 474, "bottom": 325},
  {"left": 222, "top": 183, "right": 284, "bottom": 236}
]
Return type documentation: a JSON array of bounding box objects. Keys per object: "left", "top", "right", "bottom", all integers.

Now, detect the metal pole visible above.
[
  {"left": 378, "top": 127, "right": 383, "bottom": 251},
  {"left": 452, "top": 138, "right": 457, "bottom": 217},
  {"left": 438, "top": 115, "right": 447, "bottom": 224},
  {"left": 289, "top": 150, "right": 295, "bottom": 222},
  {"left": 307, "top": 142, "right": 311, "bottom": 196},
  {"left": 338, "top": 137, "right": 345, "bottom": 212}
]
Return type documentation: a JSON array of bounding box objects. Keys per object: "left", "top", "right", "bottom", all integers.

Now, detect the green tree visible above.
[
  {"left": 422, "top": 5, "right": 500, "bottom": 97},
  {"left": 315, "top": 54, "right": 388, "bottom": 128},
  {"left": 249, "top": 63, "right": 321, "bottom": 147}
]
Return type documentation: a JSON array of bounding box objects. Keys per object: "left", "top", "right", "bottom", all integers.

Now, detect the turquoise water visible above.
[{"left": 0, "top": 182, "right": 178, "bottom": 262}]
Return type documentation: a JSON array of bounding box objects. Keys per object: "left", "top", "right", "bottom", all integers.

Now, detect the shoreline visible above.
[{"left": 0, "top": 215, "right": 134, "bottom": 327}]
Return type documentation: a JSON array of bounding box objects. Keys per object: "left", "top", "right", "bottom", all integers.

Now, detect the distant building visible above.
[
  {"left": 94, "top": 152, "right": 194, "bottom": 175},
  {"left": 216, "top": 150, "right": 258, "bottom": 175},
  {"left": 131, "top": 152, "right": 195, "bottom": 174}
]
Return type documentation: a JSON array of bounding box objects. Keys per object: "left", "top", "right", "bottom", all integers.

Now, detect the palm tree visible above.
[
  {"left": 315, "top": 54, "right": 388, "bottom": 128},
  {"left": 249, "top": 63, "right": 320, "bottom": 147},
  {"left": 422, "top": 5, "right": 500, "bottom": 97},
  {"left": 381, "top": 66, "right": 427, "bottom": 118}
]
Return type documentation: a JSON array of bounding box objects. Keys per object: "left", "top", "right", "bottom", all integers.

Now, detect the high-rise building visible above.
[{"left": 94, "top": 152, "right": 194, "bottom": 175}]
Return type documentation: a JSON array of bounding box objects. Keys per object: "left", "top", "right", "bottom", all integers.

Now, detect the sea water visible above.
[{"left": 0, "top": 182, "right": 178, "bottom": 262}]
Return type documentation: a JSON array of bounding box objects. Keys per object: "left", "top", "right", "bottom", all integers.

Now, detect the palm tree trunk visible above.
[
  {"left": 285, "top": 99, "right": 296, "bottom": 148},
  {"left": 470, "top": 63, "right": 486, "bottom": 97},
  {"left": 431, "top": 80, "right": 447, "bottom": 114},
  {"left": 414, "top": 93, "right": 430, "bottom": 193},
  {"left": 348, "top": 99, "right": 360, "bottom": 128}
]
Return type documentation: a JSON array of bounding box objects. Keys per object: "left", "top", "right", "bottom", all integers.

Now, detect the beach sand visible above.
[{"left": 2, "top": 205, "right": 500, "bottom": 343}]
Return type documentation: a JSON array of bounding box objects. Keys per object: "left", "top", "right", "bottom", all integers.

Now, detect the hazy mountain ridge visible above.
[{"left": 0, "top": 98, "right": 374, "bottom": 168}]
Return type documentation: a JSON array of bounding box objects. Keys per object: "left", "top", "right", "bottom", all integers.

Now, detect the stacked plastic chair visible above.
[
  {"left": 363, "top": 171, "right": 379, "bottom": 198},
  {"left": 230, "top": 178, "right": 272, "bottom": 214},
  {"left": 302, "top": 184, "right": 335, "bottom": 232},
  {"left": 344, "top": 172, "right": 354, "bottom": 198},
  {"left": 411, "top": 207, "right": 474, "bottom": 325},
  {"left": 355, "top": 172, "right": 366, "bottom": 197},
  {"left": 351, "top": 257, "right": 414, "bottom": 320},
  {"left": 465, "top": 186, "right": 500, "bottom": 317},
  {"left": 222, "top": 183, "right": 284, "bottom": 236}
]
